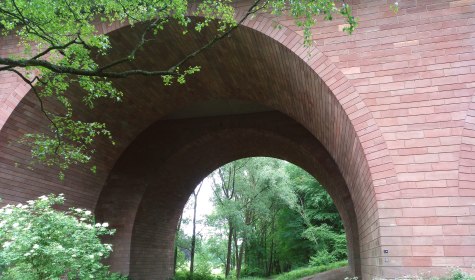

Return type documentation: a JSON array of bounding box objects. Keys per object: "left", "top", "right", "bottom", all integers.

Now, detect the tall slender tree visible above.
[{"left": 190, "top": 182, "right": 203, "bottom": 276}]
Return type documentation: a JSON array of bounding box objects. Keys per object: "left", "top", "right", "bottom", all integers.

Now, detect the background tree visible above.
[
  {"left": 284, "top": 164, "right": 347, "bottom": 265},
  {"left": 177, "top": 157, "right": 347, "bottom": 279},
  {"left": 209, "top": 160, "right": 239, "bottom": 278},
  {"left": 174, "top": 226, "right": 192, "bottom": 273}
]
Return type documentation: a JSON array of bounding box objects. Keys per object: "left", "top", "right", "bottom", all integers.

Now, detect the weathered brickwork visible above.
[{"left": 0, "top": 0, "right": 474, "bottom": 279}]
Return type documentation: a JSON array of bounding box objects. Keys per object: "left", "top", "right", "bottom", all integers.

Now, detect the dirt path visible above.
[{"left": 300, "top": 266, "right": 352, "bottom": 280}]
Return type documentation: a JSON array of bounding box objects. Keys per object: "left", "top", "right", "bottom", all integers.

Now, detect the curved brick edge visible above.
[
  {"left": 0, "top": 79, "right": 29, "bottom": 131},
  {"left": 456, "top": 94, "right": 475, "bottom": 270},
  {"left": 460, "top": 95, "right": 475, "bottom": 194},
  {"left": 237, "top": 9, "right": 399, "bottom": 277}
]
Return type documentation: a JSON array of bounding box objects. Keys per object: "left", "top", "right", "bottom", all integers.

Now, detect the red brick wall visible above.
[
  {"left": 0, "top": 0, "right": 474, "bottom": 279},
  {"left": 294, "top": 0, "right": 475, "bottom": 277}
]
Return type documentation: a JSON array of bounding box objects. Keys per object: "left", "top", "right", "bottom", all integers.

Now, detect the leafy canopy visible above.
[
  {"left": 190, "top": 157, "right": 347, "bottom": 276},
  {"left": 0, "top": 194, "right": 124, "bottom": 279},
  {"left": 0, "top": 0, "right": 357, "bottom": 177}
]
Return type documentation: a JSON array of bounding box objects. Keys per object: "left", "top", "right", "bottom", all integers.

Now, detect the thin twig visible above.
[
  {"left": 97, "top": 16, "right": 167, "bottom": 72},
  {"left": 30, "top": 38, "right": 79, "bottom": 60},
  {"left": 7, "top": 69, "right": 62, "bottom": 154},
  {"left": 167, "top": 0, "right": 264, "bottom": 73}
]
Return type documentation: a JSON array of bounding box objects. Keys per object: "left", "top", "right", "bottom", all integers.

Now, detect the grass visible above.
[
  {"left": 240, "top": 260, "right": 348, "bottom": 280},
  {"left": 273, "top": 260, "right": 348, "bottom": 280}
]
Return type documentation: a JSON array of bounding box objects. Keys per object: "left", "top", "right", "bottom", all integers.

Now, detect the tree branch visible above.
[
  {"left": 0, "top": 56, "right": 176, "bottom": 78},
  {"left": 0, "top": 0, "right": 264, "bottom": 80}
]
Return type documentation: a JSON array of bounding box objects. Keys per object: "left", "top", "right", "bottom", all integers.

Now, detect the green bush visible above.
[
  {"left": 447, "top": 269, "right": 475, "bottom": 280},
  {"left": 173, "top": 270, "right": 224, "bottom": 280},
  {"left": 240, "top": 266, "right": 266, "bottom": 277},
  {"left": 309, "top": 249, "right": 336, "bottom": 266},
  {"left": 0, "top": 194, "right": 126, "bottom": 280}
]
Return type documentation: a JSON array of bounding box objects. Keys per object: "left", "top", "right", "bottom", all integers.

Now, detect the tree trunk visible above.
[
  {"left": 236, "top": 209, "right": 251, "bottom": 279},
  {"left": 236, "top": 238, "right": 245, "bottom": 279},
  {"left": 233, "top": 229, "right": 239, "bottom": 272},
  {"left": 190, "top": 183, "right": 203, "bottom": 277},
  {"left": 225, "top": 220, "right": 233, "bottom": 278},
  {"left": 267, "top": 210, "right": 276, "bottom": 276},
  {"left": 263, "top": 225, "right": 267, "bottom": 274},
  {"left": 267, "top": 238, "right": 274, "bottom": 276},
  {"left": 174, "top": 214, "right": 183, "bottom": 275},
  {"left": 189, "top": 197, "right": 197, "bottom": 276}
]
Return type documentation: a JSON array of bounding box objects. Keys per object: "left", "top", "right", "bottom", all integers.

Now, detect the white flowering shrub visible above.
[{"left": 0, "top": 194, "right": 126, "bottom": 279}]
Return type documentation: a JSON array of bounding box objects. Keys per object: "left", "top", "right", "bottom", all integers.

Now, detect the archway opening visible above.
[
  {"left": 95, "top": 109, "right": 361, "bottom": 279},
  {"left": 175, "top": 157, "right": 352, "bottom": 280}
]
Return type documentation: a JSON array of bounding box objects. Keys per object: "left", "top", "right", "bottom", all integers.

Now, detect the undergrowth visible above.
[{"left": 237, "top": 260, "right": 349, "bottom": 280}]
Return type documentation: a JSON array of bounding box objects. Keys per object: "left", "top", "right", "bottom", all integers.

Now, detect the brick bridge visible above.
[{"left": 0, "top": 1, "right": 474, "bottom": 279}]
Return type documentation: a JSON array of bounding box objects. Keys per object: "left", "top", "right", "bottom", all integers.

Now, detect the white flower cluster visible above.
[
  {"left": 3, "top": 241, "right": 12, "bottom": 248},
  {"left": 74, "top": 208, "right": 92, "bottom": 215},
  {"left": 95, "top": 222, "right": 109, "bottom": 228},
  {"left": 1, "top": 206, "right": 13, "bottom": 215}
]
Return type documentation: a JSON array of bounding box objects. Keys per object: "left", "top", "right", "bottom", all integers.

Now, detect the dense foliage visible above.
[
  {"left": 0, "top": 0, "right": 357, "bottom": 177},
  {"left": 0, "top": 194, "right": 124, "bottom": 280},
  {"left": 175, "top": 157, "right": 348, "bottom": 279}
]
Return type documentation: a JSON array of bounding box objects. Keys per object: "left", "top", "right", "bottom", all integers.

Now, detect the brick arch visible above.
[
  {"left": 93, "top": 10, "right": 400, "bottom": 275},
  {"left": 96, "top": 18, "right": 390, "bottom": 277},
  {"left": 0, "top": 5, "right": 397, "bottom": 279},
  {"left": 90, "top": 6, "right": 399, "bottom": 217},
  {"left": 95, "top": 112, "right": 361, "bottom": 279}
]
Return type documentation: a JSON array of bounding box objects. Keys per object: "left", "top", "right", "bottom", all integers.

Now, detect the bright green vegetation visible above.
[
  {"left": 175, "top": 157, "right": 348, "bottom": 279},
  {"left": 444, "top": 270, "right": 475, "bottom": 280},
  {"left": 0, "top": 194, "right": 125, "bottom": 280}
]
